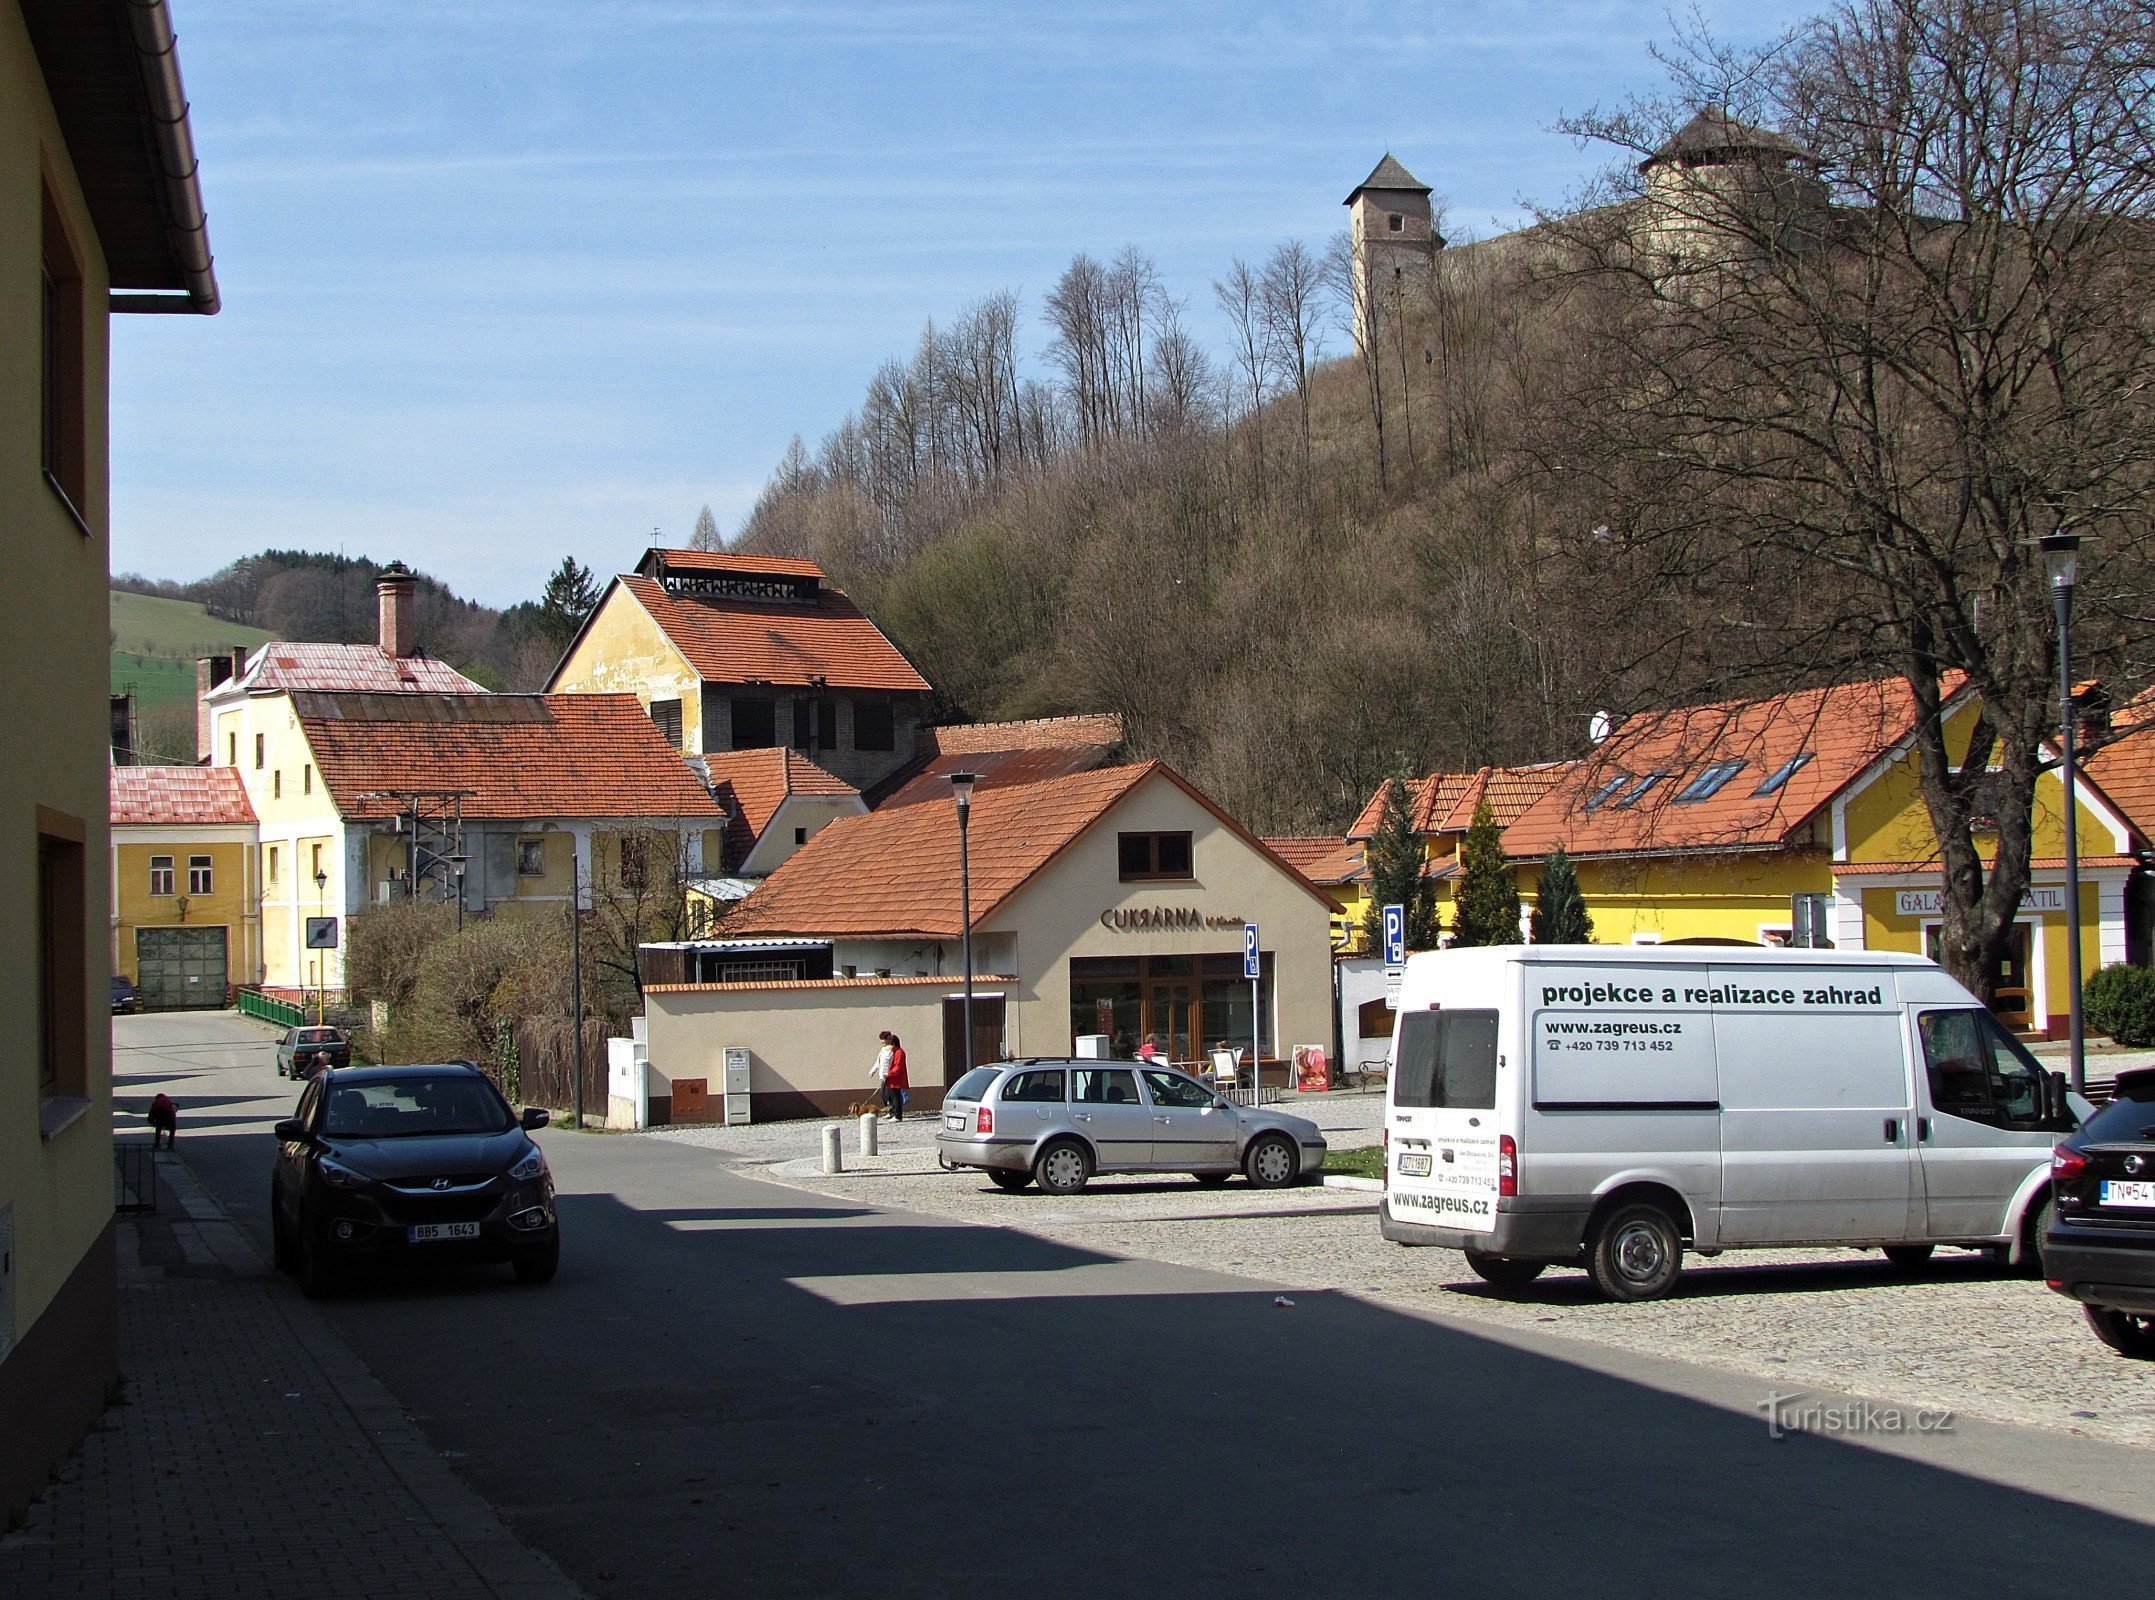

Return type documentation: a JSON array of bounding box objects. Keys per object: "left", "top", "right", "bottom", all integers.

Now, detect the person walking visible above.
[
  {"left": 879, "top": 1030, "right": 910, "bottom": 1121},
  {"left": 147, "top": 1092, "right": 178, "bottom": 1151}
]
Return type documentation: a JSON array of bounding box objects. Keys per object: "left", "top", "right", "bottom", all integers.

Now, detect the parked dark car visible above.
[
  {"left": 110, "top": 975, "right": 141, "bottom": 1015},
  {"left": 2045, "top": 1065, "right": 2155, "bottom": 1358},
  {"left": 270, "top": 1064, "right": 558, "bottom": 1297},
  {"left": 277, "top": 1025, "right": 352, "bottom": 1078}
]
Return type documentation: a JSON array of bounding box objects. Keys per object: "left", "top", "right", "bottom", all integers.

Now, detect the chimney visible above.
[
  {"left": 110, "top": 694, "right": 135, "bottom": 767},
  {"left": 1589, "top": 710, "right": 1614, "bottom": 744},
  {"left": 196, "top": 645, "right": 245, "bottom": 763},
  {"left": 377, "top": 561, "right": 417, "bottom": 659}
]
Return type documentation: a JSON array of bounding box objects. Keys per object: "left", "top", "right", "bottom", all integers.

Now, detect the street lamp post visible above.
[
  {"left": 2040, "top": 531, "right": 2085, "bottom": 1096},
  {"left": 951, "top": 772, "right": 977, "bottom": 1080},
  {"left": 313, "top": 867, "right": 329, "bottom": 1026},
  {"left": 449, "top": 853, "right": 469, "bottom": 932}
]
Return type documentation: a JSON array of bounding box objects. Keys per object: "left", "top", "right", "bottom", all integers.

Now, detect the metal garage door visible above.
[{"left": 136, "top": 926, "right": 229, "bottom": 1011}]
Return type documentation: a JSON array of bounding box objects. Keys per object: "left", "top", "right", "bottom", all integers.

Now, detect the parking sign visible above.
[
  {"left": 304, "top": 917, "right": 339, "bottom": 950},
  {"left": 1382, "top": 903, "right": 1405, "bottom": 968},
  {"left": 1243, "top": 921, "right": 1260, "bottom": 981}
]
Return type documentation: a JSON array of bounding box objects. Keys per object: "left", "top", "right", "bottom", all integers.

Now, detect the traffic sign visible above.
[
  {"left": 1382, "top": 903, "right": 1406, "bottom": 968},
  {"left": 1242, "top": 921, "right": 1261, "bottom": 981},
  {"left": 304, "top": 917, "right": 339, "bottom": 950}
]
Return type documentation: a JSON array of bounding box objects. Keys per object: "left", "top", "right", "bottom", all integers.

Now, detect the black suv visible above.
[
  {"left": 271, "top": 1064, "right": 558, "bottom": 1297},
  {"left": 2044, "top": 1065, "right": 2155, "bottom": 1358}
]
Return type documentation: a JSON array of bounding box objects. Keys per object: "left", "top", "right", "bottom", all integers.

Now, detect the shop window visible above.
[
  {"left": 518, "top": 838, "right": 546, "bottom": 877},
  {"left": 149, "top": 855, "right": 176, "bottom": 896},
  {"left": 41, "top": 184, "right": 87, "bottom": 524},
  {"left": 854, "top": 700, "right": 895, "bottom": 752},
  {"left": 649, "top": 698, "right": 683, "bottom": 749},
  {"left": 188, "top": 856, "right": 214, "bottom": 895},
  {"left": 731, "top": 697, "right": 777, "bottom": 749},
  {"left": 1117, "top": 831, "right": 1193, "bottom": 881},
  {"left": 38, "top": 826, "right": 88, "bottom": 1110}
]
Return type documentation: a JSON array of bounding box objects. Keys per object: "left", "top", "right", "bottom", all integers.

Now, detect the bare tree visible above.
[
  {"left": 1541, "top": 0, "right": 2155, "bottom": 997},
  {"left": 1322, "top": 232, "right": 1388, "bottom": 488},
  {"left": 1214, "top": 258, "right": 1275, "bottom": 497},
  {"left": 1260, "top": 239, "right": 1325, "bottom": 482}
]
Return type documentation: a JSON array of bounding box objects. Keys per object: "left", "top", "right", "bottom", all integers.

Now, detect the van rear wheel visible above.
[
  {"left": 1587, "top": 1202, "right": 1683, "bottom": 1302},
  {"left": 1464, "top": 1252, "right": 1546, "bottom": 1291}
]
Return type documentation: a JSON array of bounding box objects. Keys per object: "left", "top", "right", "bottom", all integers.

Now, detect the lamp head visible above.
[
  {"left": 950, "top": 770, "right": 978, "bottom": 808},
  {"left": 2039, "top": 531, "right": 2081, "bottom": 591},
  {"left": 313, "top": 869, "right": 328, "bottom": 891}
]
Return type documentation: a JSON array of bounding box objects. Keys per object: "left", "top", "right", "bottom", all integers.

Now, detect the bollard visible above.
[
  {"left": 821, "top": 1122, "right": 844, "bottom": 1174},
  {"left": 858, "top": 1112, "right": 879, "bottom": 1158}
]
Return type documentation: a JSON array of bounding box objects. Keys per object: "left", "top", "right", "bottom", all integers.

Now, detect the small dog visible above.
[{"left": 147, "top": 1092, "right": 178, "bottom": 1150}]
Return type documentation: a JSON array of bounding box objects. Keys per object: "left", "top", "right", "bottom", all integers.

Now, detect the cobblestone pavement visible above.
[
  {"left": 0, "top": 1151, "right": 583, "bottom": 1600},
  {"left": 652, "top": 1096, "right": 2155, "bottom": 1451}
]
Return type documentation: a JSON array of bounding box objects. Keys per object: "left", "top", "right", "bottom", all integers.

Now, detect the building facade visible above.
[
  {"left": 549, "top": 548, "right": 935, "bottom": 791},
  {"left": 2, "top": 0, "right": 217, "bottom": 1519},
  {"left": 1345, "top": 153, "right": 1440, "bottom": 355},
  {"left": 643, "top": 764, "right": 1337, "bottom": 1119},
  {"left": 110, "top": 767, "right": 261, "bottom": 1008}
]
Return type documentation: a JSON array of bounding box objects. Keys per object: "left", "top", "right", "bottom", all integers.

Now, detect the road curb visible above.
[
  {"left": 1321, "top": 1174, "right": 1384, "bottom": 1192},
  {"left": 159, "top": 1156, "right": 591, "bottom": 1600}
]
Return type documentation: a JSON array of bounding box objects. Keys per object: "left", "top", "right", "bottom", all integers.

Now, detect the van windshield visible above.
[{"left": 1394, "top": 1011, "right": 1499, "bottom": 1109}]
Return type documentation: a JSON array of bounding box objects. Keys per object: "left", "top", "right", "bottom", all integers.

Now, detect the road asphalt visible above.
[{"left": 110, "top": 1011, "right": 2155, "bottom": 1599}]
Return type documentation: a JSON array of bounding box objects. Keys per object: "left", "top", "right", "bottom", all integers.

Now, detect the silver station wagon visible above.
[{"left": 937, "top": 1060, "right": 1328, "bottom": 1194}]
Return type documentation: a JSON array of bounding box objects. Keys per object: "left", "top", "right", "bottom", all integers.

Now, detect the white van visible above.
[{"left": 1382, "top": 946, "right": 2082, "bottom": 1300}]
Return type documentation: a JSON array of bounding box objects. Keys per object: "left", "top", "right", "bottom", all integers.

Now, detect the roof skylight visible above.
[
  {"left": 1583, "top": 773, "right": 1631, "bottom": 811},
  {"left": 1674, "top": 760, "right": 1746, "bottom": 803},
  {"left": 1753, "top": 753, "right": 1814, "bottom": 796},
  {"left": 1614, "top": 770, "right": 1670, "bottom": 808}
]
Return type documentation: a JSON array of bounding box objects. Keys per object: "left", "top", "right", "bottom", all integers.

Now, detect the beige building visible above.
[
  {"left": 2, "top": 0, "right": 217, "bottom": 1520},
  {"left": 1345, "top": 153, "right": 1440, "bottom": 354},
  {"left": 642, "top": 763, "right": 1336, "bottom": 1120}
]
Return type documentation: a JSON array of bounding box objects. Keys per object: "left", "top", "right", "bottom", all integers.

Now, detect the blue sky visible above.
[{"left": 111, "top": 0, "right": 1814, "bottom": 608}]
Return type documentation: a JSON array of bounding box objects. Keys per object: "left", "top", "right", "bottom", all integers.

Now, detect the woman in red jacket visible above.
[{"left": 878, "top": 1031, "right": 910, "bottom": 1121}]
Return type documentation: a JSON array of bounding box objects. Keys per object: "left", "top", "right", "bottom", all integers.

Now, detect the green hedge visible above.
[{"left": 2083, "top": 963, "right": 2155, "bottom": 1048}]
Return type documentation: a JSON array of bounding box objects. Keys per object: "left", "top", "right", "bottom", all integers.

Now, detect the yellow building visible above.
[
  {"left": 2, "top": 0, "right": 218, "bottom": 1519},
  {"left": 215, "top": 688, "right": 727, "bottom": 991},
  {"left": 1494, "top": 677, "right": 2145, "bottom": 1038},
  {"left": 548, "top": 548, "right": 935, "bottom": 792},
  {"left": 110, "top": 767, "right": 262, "bottom": 1007}
]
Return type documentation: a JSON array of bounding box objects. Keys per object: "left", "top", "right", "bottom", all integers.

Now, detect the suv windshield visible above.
[
  {"left": 948, "top": 1067, "right": 1005, "bottom": 1103},
  {"left": 323, "top": 1075, "right": 514, "bottom": 1139}
]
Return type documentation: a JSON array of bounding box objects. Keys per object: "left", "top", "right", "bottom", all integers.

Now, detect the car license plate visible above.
[
  {"left": 944, "top": 1113, "right": 965, "bottom": 1131},
  {"left": 2100, "top": 1180, "right": 2155, "bottom": 1208},
  {"left": 1397, "top": 1152, "right": 1433, "bottom": 1177},
  {"left": 408, "top": 1221, "right": 481, "bottom": 1243}
]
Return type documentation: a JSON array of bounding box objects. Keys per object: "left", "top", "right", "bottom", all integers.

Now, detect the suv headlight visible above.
[
  {"left": 318, "top": 1155, "right": 371, "bottom": 1190},
  {"left": 509, "top": 1146, "right": 547, "bottom": 1182}
]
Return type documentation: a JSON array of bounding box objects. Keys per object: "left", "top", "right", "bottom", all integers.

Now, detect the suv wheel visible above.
[
  {"left": 1464, "top": 1252, "right": 1547, "bottom": 1290},
  {"left": 2085, "top": 1304, "right": 2155, "bottom": 1359},
  {"left": 295, "top": 1229, "right": 339, "bottom": 1300},
  {"left": 1587, "top": 1201, "right": 1684, "bottom": 1301},
  {"left": 1035, "top": 1139, "right": 1091, "bottom": 1195},
  {"left": 1245, "top": 1133, "right": 1299, "bottom": 1189}
]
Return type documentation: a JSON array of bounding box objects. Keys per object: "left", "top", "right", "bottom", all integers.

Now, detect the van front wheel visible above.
[{"left": 1587, "top": 1203, "right": 1683, "bottom": 1302}]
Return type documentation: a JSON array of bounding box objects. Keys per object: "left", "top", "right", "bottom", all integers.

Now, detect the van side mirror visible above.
[
  {"left": 521, "top": 1107, "right": 550, "bottom": 1131},
  {"left": 2047, "top": 1070, "right": 2073, "bottom": 1128},
  {"left": 273, "top": 1118, "right": 306, "bottom": 1143}
]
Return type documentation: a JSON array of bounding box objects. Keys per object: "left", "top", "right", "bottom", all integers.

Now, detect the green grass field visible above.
[{"left": 110, "top": 590, "right": 271, "bottom": 708}]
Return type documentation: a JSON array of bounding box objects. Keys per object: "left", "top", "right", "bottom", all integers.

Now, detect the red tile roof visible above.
[
  {"left": 618, "top": 574, "right": 931, "bottom": 694},
  {"left": 700, "top": 747, "right": 859, "bottom": 863},
  {"left": 1505, "top": 676, "right": 1938, "bottom": 859},
  {"left": 1346, "top": 764, "right": 1569, "bottom": 841},
  {"left": 110, "top": 765, "right": 256, "bottom": 827},
  {"left": 2085, "top": 687, "right": 2155, "bottom": 844},
  {"left": 724, "top": 762, "right": 1330, "bottom": 939},
  {"left": 290, "top": 692, "right": 724, "bottom": 821},
  {"left": 929, "top": 714, "right": 1125, "bottom": 756},
  {"left": 878, "top": 746, "right": 1122, "bottom": 810},
  {"left": 1261, "top": 836, "right": 1363, "bottom": 884},
  {"left": 231, "top": 642, "right": 486, "bottom": 696}
]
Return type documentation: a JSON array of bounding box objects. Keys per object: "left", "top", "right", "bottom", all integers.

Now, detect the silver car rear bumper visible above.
[{"left": 936, "top": 1134, "right": 1034, "bottom": 1173}]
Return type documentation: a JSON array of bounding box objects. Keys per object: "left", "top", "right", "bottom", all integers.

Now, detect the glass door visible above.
[{"left": 1145, "top": 981, "right": 1197, "bottom": 1065}]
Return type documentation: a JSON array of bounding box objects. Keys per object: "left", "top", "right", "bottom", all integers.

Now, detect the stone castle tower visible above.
[
  {"left": 1638, "top": 105, "right": 1831, "bottom": 265},
  {"left": 1345, "top": 153, "right": 1442, "bottom": 354}
]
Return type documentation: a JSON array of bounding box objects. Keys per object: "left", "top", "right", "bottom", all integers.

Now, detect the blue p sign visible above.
[
  {"left": 1243, "top": 921, "right": 1261, "bottom": 981},
  {"left": 1382, "top": 903, "right": 1406, "bottom": 968}
]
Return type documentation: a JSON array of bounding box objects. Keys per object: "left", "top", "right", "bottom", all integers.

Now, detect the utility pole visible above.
[{"left": 570, "top": 851, "right": 585, "bottom": 1128}]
